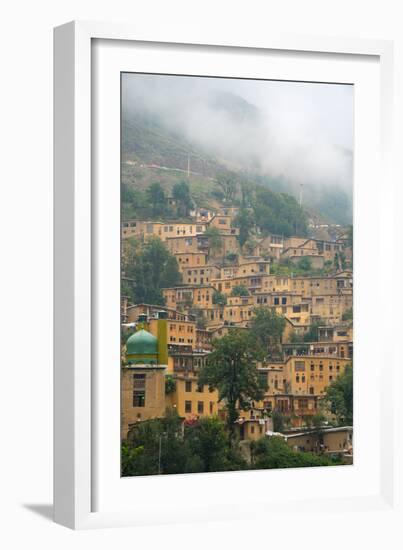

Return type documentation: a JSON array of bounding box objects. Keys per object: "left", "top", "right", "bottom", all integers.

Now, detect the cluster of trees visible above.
[
  {"left": 252, "top": 187, "right": 308, "bottom": 237},
  {"left": 122, "top": 411, "right": 244, "bottom": 476},
  {"left": 250, "top": 436, "right": 339, "bottom": 469},
  {"left": 122, "top": 409, "right": 338, "bottom": 477},
  {"left": 122, "top": 236, "right": 182, "bottom": 305},
  {"left": 122, "top": 180, "right": 193, "bottom": 220},
  {"left": 215, "top": 171, "right": 308, "bottom": 239},
  {"left": 324, "top": 365, "right": 353, "bottom": 425}
]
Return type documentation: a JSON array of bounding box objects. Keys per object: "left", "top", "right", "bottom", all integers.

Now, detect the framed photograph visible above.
[{"left": 54, "top": 21, "right": 396, "bottom": 530}]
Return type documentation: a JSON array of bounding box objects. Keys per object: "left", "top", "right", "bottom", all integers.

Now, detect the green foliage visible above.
[
  {"left": 122, "top": 410, "right": 247, "bottom": 476},
  {"left": 271, "top": 410, "right": 286, "bottom": 432},
  {"left": 172, "top": 180, "right": 193, "bottom": 217},
  {"left": 146, "top": 182, "right": 166, "bottom": 216},
  {"left": 297, "top": 257, "right": 312, "bottom": 271},
  {"left": 249, "top": 307, "right": 286, "bottom": 356},
  {"left": 216, "top": 172, "right": 238, "bottom": 203},
  {"left": 342, "top": 308, "right": 353, "bottom": 321},
  {"left": 225, "top": 252, "right": 238, "bottom": 263},
  {"left": 165, "top": 375, "right": 176, "bottom": 395},
  {"left": 233, "top": 208, "right": 254, "bottom": 247},
  {"left": 231, "top": 285, "right": 250, "bottom": 297},
  {"left": 123, "top": 236, "right": 182, "bottom": 305},
  {"left": 323, "top": 365, "right": 353, "bottom": 425},
  {"left": 252, "top": 187, "right": 308, "bottom": 237},
  {"left": 198, "top": 330, "right": 264, "bottom": 441},
  {"left": 251, "top": 436, "right": 338, "bottom": 469},
  {"left": 189, "top": 306, "right": 207, "bottom": 329},
  {"left": 212, "top": 290, "right": 227, "bottom": 306},
  {"left": 205, "top": 226, "right": 223, "bottom": 256},
  {"left": 184, "top": 417, "right": 236, "bottom": 472},
  {"left": 303, "top": 321, "right": 323, "bottom": 343}
]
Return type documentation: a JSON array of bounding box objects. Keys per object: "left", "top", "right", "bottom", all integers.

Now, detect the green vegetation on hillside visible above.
[{"left": 122, "top": 236, "right": 182, "bottom": 305}]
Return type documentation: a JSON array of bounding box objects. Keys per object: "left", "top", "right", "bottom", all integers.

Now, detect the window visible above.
[
  {"left": 196, "top": 384, "right": 203, "bottom": 393},
  {"left": 185, "top": 380, "right": 192, "bottom": 392},
  {"left": 250, "top": 426, "right": 255, "bottom": 434},
  {"left": 133, "top": 374, "right": 146, "bottom": 407},
  {"left": 209, "top": 401, "right": 214, "bottom": 414},
  {"left": 185, "top": 401, "right": 192, "bottom": 413},
  {"left": 197, "top": 401, "right": 204, "bottom": 414},
  {"left": 295, "top": 361, "right": 305, "bottom": 372}
]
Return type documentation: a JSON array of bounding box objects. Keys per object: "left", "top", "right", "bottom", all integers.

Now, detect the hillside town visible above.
[{"left": 120, "top": 188, "right": 353, "bottom": 475}]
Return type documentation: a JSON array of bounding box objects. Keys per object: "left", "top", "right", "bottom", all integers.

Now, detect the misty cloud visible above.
[{"left": 122, "top": 73, "right": 353, "bottom": 189}]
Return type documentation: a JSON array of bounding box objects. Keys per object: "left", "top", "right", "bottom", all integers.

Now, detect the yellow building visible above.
[
  {"left": 168, "top": 374, "right": 220, "bottom": 419},
  {"left": 284, "top": 355, "right": 351, "bottom": 397},
  {"left": 174, "top": 252, "right": 207, "bottom": 267},
  {"left": 165, "top": 235, "right": 209, "bottom": 255},
  {"left": 121, "top": 313, "right": 168, "bottom": 438},
  {"left": 179, "top": 264, "right": 221, "bottom": 286},
  {"left": 162, "top": 285, "right": 215, "bottom": 309},
  {"left": 122, "top": 220, "right": 206, "bottom": 241}
]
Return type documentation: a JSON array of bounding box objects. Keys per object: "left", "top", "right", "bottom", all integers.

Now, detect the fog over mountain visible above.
[{"left": 122, "top": 73, "right": 353, "bottom": 190}]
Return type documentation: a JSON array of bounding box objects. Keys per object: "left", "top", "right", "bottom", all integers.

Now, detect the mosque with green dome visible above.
[{"left": 121, "top": 312, "right": 168, "bottom": 438}]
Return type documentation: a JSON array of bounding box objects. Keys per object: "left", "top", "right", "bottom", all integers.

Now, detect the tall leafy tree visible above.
[
  {"left": 216, "top": 172, "right": 237, "bottom": 203},
  {"left": 125, "top": 236, "right": 181, "bottom": 305},
  {"left": 252, "top": 187, "right": 308, "bottom": 237},
  {"left": 205, "top": 226, "right": 223, "bottom": 257},
  {"left": 198, "top": 330, "right": 264, "bottom": 442},
  {"left": 184, "top": 417, "right": 231, "bottom": 472},
  {"left": 146, "top": 182, "right": 166, "bottom": 216},
  {"left": 249, "top": 307, "right": 286, "bottom": 356},
  {"left": 323, "top": 365, "right": 353, "bottom": 425},
  {"left": 234, "top": 208, "right": 254, "bottom": 247},
  {"left": 172, "top": 180, "right": 193, "bottom": 217}
]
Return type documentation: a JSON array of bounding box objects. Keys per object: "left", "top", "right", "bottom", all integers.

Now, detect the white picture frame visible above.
[{"left": 54, "top": 21, "right": 397, "bottom": 530}]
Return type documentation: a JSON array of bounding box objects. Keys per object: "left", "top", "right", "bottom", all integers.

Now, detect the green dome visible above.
[{"left": 126, "top": 329, "right": 158, "bottom": 356}]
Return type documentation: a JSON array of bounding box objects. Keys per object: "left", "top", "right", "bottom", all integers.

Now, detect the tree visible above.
[
  {"left": 216, "top": 172, "right": 237, "bottom": 203},
  {"left": 249, "top": 307, "right": 286, "bottom": 356},
  {"left": 212, "top": 291, "right": 227, "bottom": 306},
  {"left": 146, "top": 182, "right": 166, "bottom": 216},
  {"left": 125, "top": 237, "right": 182, "bottom": 305},
  {"left": 184, "top": 417, "right": 233, "bottom": 472},
  {"left": 303, "top": 320, "right": 322, "bottom": 343},
  {"left": 271, "top": 410, "right": 286, "bottom": 432},
  {"left": 124, "top": 409, "right": 189, "bottom": 476},
  {"left": 165, "top": 375, "right": 176, "bottom": 395},
  {"left": 342, "top": 308, "right": 353, "bottom": 321},
  {"left": 205, "top": 226, "right": 223, "bottom": 257},
  {"left": 234, "top": 208, "right": 254, "bottom": 247},
  {"left": 297, "top": 257, "right": 312, "bottom": 271},
  {"left": 323, "top": 365, "right": 353, "bottom": 425},
  {"left": 252, "top": 187, "right": 308, "bottom": 237},
  {"left": 250, "top": 436, "right": 337, "bottom": 469},
  {"left": 231, "top": 285, "right": 250, "bottom": 297},
  {"left": 198, "top": 330, "right": 264, "bottom": 443},
  {"left": 172, "top": 181, "right": 193, "bottom": 217}
]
